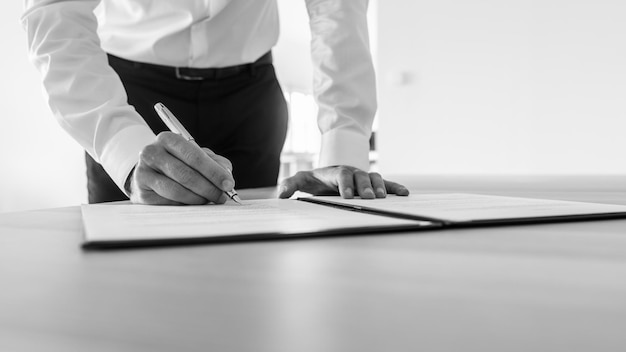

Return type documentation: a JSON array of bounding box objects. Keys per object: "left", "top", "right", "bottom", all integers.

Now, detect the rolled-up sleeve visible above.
[
  {"left": 305, "top": 0, "right": 376, "bottom": 171},
  {"left": 21, "top": 0, "right": 156, "bottom": 194}
]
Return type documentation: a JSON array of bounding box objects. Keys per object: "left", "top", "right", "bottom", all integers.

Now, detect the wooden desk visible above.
[{"left": 1, "top": 176, "right": 626, "bottom": 352}]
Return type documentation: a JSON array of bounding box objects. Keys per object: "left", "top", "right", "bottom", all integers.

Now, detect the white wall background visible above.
[
  {"left": 0, "top": 1, "right": 87, "bottom": 213},
  {"left": 377, "top": 0, "right": 626, "bottom": 175}
]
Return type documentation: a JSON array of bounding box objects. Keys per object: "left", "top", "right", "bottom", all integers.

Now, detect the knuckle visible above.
[
  {"left": 187, "top": 150, "right": 202, "bottom": 166},
  {"left": 369, "top": 172, "right": 382, "bottom": 180},
  {"left": 177, "top": 145, "right": 201, "bottom": 166},
  {"left": 155, "top": 132, "right": 167, "bottom": 143},
  {"left": 177, "top": 168, "right": 195, "bottom": 185},
  {"left": 294, "top": 171, "right": 309, "bottom": 179},
  {"left": 139, "top": 145, "right": 159, "bottom": 163},
  {"left": 337, "top": 168, "right": 352, "bottom": 177},
  {"left": 152, "top": 176, "right": 166, "bottom": 191},
  {"left": 156, "top": 131, "right": 173, "bottom": 144}
]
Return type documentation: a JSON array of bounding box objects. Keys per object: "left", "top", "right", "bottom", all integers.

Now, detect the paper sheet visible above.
[
  {"left": 81, "top": 199, "right": 431, "bottom": 244},
  {"left": 308, "top": 193, "right": 626, "bottom": 222}
]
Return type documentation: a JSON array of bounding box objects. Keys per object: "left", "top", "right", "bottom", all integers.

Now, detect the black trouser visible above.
[{"left": 86, "top": 52, "right": 288, "bottom": 203}]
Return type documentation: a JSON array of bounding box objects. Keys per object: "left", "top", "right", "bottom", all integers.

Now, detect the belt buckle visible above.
[{"left": 175, "top": 67, "right": 205, "bottom": 81}]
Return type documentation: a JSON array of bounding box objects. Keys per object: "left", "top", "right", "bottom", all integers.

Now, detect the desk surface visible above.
[{"left": 1, "top": 175, "right": 626, "bottom": 352}]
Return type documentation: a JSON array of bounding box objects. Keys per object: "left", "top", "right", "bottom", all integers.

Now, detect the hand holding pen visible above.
[{"left": 124, "top": 103, "right": 242, "bottom": 205}]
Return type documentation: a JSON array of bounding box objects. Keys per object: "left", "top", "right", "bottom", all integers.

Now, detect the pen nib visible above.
[{"left": 231, "top": 194, "right": 243, "bottom": 205}]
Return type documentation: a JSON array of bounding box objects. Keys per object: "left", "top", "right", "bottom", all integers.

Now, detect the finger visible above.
[
  {"left": 336, "top": 167, "right": 355, "bottom": 199},
  {"left": 155, "top": 153, "right": 225, "bottom": 203},
  {"left": 148, "top": 172, "right": 209, "bottom": 204},
  {"left": 131, "top": 189, "right": 183, "bottom": 206},
  {"left": 353, "top": 170, "right": 375, "bottom": 199},
  {"left": 384, "top": 180, "right": 410, "bottom": 196},
  {"left": 156, "top": 133, "right": 235, "bottom": 192},
  {"left": 133, "top": 164, "right": 206, "bottom": 204},
  {"left": 278, "top": 171, "right": 309, "bottom": 199},
  {"left": 202, "top": 148, "right": 233, "bottom": 172},
  {"left": 369, "top": 172, "right": 387, "bottom": 198},
  {"left": 130, "top": 168, "right": 182, "bottom": 205}
]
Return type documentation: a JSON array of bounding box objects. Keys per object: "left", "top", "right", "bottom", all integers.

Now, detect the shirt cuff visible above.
[
  {"left": 99, "top": 125, "right": 156, "bottom": 196},
  {"left": 319, "top": 129, "right": 371, "bottom": 171}
]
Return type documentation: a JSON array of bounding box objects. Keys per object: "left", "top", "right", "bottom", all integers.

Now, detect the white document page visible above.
[
  {"left": 307, "top": 194, "right": 626, "bottom": 223},
  {"left": 81, "top": 199, "right": 431, "bottom": 244}
]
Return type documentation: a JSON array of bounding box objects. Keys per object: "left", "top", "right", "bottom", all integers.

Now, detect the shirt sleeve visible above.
[
  {"left": 305, "top": 0, "right": 376, "bottom": 171},
  {"left": 21, "top": 0, "right": 156, "bottom": 194}
]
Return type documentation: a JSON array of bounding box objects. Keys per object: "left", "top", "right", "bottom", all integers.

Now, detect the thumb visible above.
[
  {"left": 278, "top": 180, "right": 296, "bottom": 199},
  {"left": 278, "top": 174, "right": 306, "bottom": 199},
  {"left": 384, "top": 180, "right": 410, "bottom": 196}
]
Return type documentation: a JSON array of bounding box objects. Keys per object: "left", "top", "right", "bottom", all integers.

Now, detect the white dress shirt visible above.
[{"left": 22, "top": 0, "right": 376, "bottom": 193}]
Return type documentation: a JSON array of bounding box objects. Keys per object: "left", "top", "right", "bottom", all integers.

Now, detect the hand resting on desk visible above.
[
  {"left": 278, "top": 166, "right": 410, "bottom": 199},
  {"left": 127, "top": 132, "right": 235, "bottom": 205}
]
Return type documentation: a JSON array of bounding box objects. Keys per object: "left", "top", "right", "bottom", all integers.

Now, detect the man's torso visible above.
[{"left": 96, "top": 0, "right": 279, "bottom": 68}]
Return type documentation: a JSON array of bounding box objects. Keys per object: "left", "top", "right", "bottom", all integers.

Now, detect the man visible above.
[{"left": 22, "top": 0, "right": 409, "bottom": 205}]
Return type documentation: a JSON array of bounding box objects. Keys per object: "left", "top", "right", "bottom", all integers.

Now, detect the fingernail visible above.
[
  {"left": 222, "top": 180, "right": 234, "bottom": 191},
  {"left": 376, "top": 188, "right": 386, "bottom": 197},
  {"left": 363, "top": 188, "right": 375, "bottom": 198},
  {"left": 344, "top": 188, "right": 353, "bottom": 198}
]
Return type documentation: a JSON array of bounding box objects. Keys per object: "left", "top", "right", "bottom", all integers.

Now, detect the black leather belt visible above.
[{"left": 108, "top": 51, "right": 273, "bottom": 81}]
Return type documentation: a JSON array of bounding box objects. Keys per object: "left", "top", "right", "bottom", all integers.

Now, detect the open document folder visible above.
[{"left": 81, "top": 194, "right": 626, "bottom": 249}]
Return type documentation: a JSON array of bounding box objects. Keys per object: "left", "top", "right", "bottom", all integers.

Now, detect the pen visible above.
[{"left": 154, "top": 102, "right": 243, "bottom": 205}]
